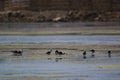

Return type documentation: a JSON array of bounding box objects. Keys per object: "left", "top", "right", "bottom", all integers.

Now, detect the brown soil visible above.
[{"left": 0, "top": 10, "right": 120, "bottom": 22}]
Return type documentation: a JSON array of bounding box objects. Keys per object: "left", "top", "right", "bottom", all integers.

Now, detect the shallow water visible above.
[
  {"left": 0, "top": 57, "right": 120, "bottom": 80},
  {"left": 0, "top": 22, "right": 120, "bottom": 80},
  {"left": 0, "top": 35, "right": 120, "bottom": 44}
]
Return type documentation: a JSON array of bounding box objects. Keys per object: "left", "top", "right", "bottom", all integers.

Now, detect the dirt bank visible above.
[{"left": 0, "top": 10, "right": 120, "bottom": 22}]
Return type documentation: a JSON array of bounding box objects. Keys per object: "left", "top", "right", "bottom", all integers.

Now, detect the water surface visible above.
[
  {"left": 0, "top": 57, "right": 120, "bottom": 80},
  {"left": 0, "top": 35, "right": 120, "bottom": 44}
]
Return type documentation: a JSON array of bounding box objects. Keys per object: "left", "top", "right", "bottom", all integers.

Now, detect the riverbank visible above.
[
  {"left": 0, "top": 22, "right": 120, "bottom": 35},
  {"left": 0, "top": 11, "right": 120, "bottom": 22}
]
